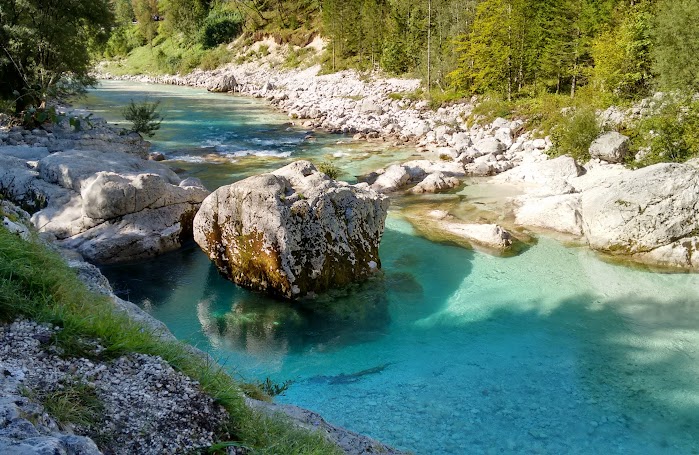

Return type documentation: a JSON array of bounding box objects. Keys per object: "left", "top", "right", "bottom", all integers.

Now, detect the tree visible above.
[
  {"left": 652, "top": 0, "right": 699, "bottom": 92},
  {"left": 132, "top": 0, "right": 159, "bottom": 45},
  {"left": 0, "top": 0, "right": 113, "bottom": 112},
  {"left": 591, "top": 0, "right": 654, "bottom": 99},
  {"left": 159, "top": 0, "right": 211, "bottom": 43},
  {"left": 450, "top": 0, "right": 527, "bottom": 100}
]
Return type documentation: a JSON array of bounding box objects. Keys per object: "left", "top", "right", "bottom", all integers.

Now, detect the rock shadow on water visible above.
[{"left": 196, "top": 267, "right": 394, "bottom": 356}]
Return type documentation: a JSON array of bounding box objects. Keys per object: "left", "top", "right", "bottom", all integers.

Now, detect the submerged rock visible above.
[{"left": 193, "top": 160, "right": 389, "bottom": 299}]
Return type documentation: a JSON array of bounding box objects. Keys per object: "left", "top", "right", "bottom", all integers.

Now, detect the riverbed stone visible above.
[
  {"left": 515, "top": 194, "right": 583, "bottom": 236},
  {"left": 193, "top": 160, "right": 389, "bottom": 299},
  {"left": 581, "top": 163, "right": 699, "bottom": 269},
  {"left": 206, "top": 73, "right": 237, "bottom": 92},
  {"left": 589, "top": 132, "right": 629, "bottom": 163}
]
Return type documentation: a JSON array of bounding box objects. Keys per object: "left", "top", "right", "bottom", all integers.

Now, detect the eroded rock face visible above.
[
  {"left": 581, "top": 163, "right": 699, "bottom": 269},
  {"left": 1, "top": 149, "right": 209, "bottom": 264},
  {"left": 193, "top": 160, "right": 389, "bottom": 299}
]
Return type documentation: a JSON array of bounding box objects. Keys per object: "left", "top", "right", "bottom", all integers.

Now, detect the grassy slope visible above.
[{"left": 0, "top": 225, "right": 341, "bottom": 455}]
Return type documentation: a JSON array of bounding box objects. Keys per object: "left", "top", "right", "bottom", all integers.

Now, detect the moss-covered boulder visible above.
[{"left": 193, "top": 161, "right": 390, "bottom": 299}]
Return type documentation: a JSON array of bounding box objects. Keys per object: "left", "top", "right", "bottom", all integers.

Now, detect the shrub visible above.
[
  {"left": 631, "top": 96, "right": 699, "bottom": 166},
  {"left": 317, "top": 161, "right": 340, "bottom": 179},
  {"left": 201, "top": 10, "right": 243, "bottom": 49},
  {"left": 22, "top": 105, "right": 60, "bottom": 129},
  {"left": 549, "top": 107, "right": 601, "bottom": 162},
  {"left": 122, "top": 99, "right": 163, "bottom": 137}
]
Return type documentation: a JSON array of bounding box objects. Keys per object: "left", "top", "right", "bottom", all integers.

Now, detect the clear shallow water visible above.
[{"left": 86, "top": 81, "right": 699, "bottom": 455}]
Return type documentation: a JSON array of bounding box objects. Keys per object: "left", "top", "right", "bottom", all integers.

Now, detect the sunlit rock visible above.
[
  {"left": 193, "top": 160, "right": 390, "bottom": 299},
  {"left": 582, "top": 163, "right": 699, "bottom": 269},
  {"left": 1, "top": 149, "right": 208, "bottom": 263}
]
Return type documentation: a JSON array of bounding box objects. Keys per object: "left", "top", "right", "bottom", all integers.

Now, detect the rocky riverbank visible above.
[
  {"left": 98, "top": 56, "right": 699, "bottom": 270},
  {"left": 0, "top": 113, "right": 407, "bottom": 454}
]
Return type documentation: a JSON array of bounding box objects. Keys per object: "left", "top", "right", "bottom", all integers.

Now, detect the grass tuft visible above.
[{"left": 0, "top": 226, "right": 341, "bottom": 453}]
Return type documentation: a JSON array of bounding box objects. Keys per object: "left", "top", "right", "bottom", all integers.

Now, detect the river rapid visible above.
[{"left": 80, "top": 80, "right": 699, "bottom": 455}]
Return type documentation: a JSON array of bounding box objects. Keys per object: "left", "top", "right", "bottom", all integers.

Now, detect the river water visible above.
[{"left": 81, "top": 80, "right": 699, "bottom": 454}]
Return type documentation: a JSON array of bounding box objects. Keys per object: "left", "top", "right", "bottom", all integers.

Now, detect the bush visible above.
[
  {"left": 317, "top": 161, "right": 340, "bottom": 179},
  {"left": 549, "top": 107, "right": 601, "bottom": 162},
  {"left": 122, "top": 99, "right": 163, "bottom": 137},
  {"left": 631, "top": 97, "right": 699, "bottom": 166},
  {"left": 201, "top": 10, "right": 243, "bottom": 49}
]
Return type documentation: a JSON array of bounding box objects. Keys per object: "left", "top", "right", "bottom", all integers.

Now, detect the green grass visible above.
[
  {"left": 23, "top": 381, "right": 104, "bottom": 429},
  {"left": 0, "top": 226, "right": 341, "bottom": 454},
  {"left": 102, "top": 36, "right": 234, "bottom": 76}
]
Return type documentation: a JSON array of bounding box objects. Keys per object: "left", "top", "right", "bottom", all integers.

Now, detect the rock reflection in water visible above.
[{"left": 196, "top": 277, "right": 392, "bottom": 357}]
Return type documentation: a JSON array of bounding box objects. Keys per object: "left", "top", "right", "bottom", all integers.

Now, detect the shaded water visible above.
[{"left": 85, "top": 81, "right": 699, "bottom": 455}]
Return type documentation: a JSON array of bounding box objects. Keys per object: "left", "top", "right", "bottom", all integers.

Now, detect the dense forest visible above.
[
  {"left": 96, "top": 0, "right": 698, "bottom": 101},
  {"left": 2, "top": 0, "right": 699, "bottom": 132}
]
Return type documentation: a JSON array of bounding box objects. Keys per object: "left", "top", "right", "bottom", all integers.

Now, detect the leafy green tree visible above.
[
  {"left": 652, "top": 0, "right": 699, "bottom": 92},
  {"left": 450, "top": 0, "right": 527, "bottom": 100},
  {"left": 132, "top": 0, "right": 159, "bottom": 45},
  {"left": 0, "top": 0, "right": 113, "bottom": 112},
  {"left": 160, "top": 0, "right": 213, "bottom": 43},
  {"left": 591, "top": 0, "right": 654, "bottom": 99}
]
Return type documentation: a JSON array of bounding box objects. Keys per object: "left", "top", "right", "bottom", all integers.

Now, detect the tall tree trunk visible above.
[{"left": 427, "top": 0, "right": 432, "bottom": 90}]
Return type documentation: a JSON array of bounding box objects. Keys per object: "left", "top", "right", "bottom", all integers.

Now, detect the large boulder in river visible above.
[
  {"left": 581, "top": 163, "right": 699, "bottom": 269},
  {"left": 207, "top": 74, "right": 237, "bottom": 93},
  {"left": 193, "top": 161, "right": 390, "bottom": 299}
]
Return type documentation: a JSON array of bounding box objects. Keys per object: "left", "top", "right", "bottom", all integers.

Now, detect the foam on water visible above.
[{"left": 85, "top": 81, "right": 699, "bottom": 455}]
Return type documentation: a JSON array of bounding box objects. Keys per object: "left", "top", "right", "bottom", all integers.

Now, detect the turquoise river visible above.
[{"left": 81, "top": 81, "right": 699, "bottom": 455}]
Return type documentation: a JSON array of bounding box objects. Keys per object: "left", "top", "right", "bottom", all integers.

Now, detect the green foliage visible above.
[
  {"left": 201, "top": 9, "right": 243, "bottom": 49},
  {"left": 451, "top": 0, "right": 617, "bottom": 99},
  {"left": 131, "top": 0, "right": 159, "bottom": 45},
  {"left": 0, "top": 226, "right": 341, "bottom": 454},
  {"left": 256, "top": 377, "right": 293, "bottom": 397},
  {"left": 122, "top": 99, "right": 163, "bottom": 137},
  {"left": 317, "top": 161, "right": 341, "bottom": 179},
  {"left": 590, "top": 1, "right": 654, "bottom": 100},
  {"left": 652, "top": 0, "right": 699, "bottom": 93},
  {"left": 159, "top": 0, "right": 210, "bottom": 43},
  {"left": 21, "top": 106, "right": 60, "bottom": 129},
  {"left": 631, "top": 97, "right": 699, "bottom": 166},
  {"left": 469, "top": 97, "right": 515, "bottom": 125},
  {"left": 24, "top": 381, "right": 103, "bottom": 429},
  {"left": 0, "top": 0, "right": 113, "bottom": 111},
  {"left": 549, "top": 107, "right": 601, "bottom": 161}
]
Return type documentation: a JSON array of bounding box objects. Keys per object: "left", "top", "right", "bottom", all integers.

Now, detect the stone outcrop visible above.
[
  {"left": 193, "top": 160, "right": 389, "bottom": 299},
  {"left": 589, "top": 132, "right": 629, "bottom": 163},
  {"left": 581, "top": 163, "right": 699, "bottom": 269},
  {"left": 206, "top": 73, "right": 237, "bottom": 93},
  {"left": 368, "top": 160, "right": 465, "bottom": 194},
  {"left": 515, "top": 194, "right": 583, "bottom": 236},
  {"left": 0, "top": 148, "right": 209, "bottom": 264}
]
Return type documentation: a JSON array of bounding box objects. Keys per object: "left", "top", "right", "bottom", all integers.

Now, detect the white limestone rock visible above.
[
  {"left": 589, "top": 132, "right": 629, "bottom": 163},
  {"left": 193, "top": 160, "right": 389, "bottom": 299},
  {"left": 410, "top": 172, "right": 461, "bottom": 194},
  {"left": 492, "top": 155, "right": 583, "bottom": 195},
  {"left": 515, "top": 194, "right": 583, "bottom": 236},
  {"left": 440, "top": 222, "right": 514, "bottom": 252},
  {"left": 581, "top": 163, "right": 699, "bottom": 269},
  {"left": 206, "top": 73, "right": 237, "bottom": 92}
]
